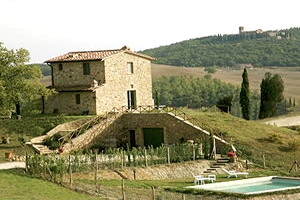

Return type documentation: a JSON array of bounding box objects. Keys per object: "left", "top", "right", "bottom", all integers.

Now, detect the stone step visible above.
[
  {"left": 210, "top": 165, "right": 222, "bottom": 168},
  {"left": 207, "top": 168, "right": 217, "bottom": 170},
  {"left": 217, "top": 159, "right": 230, "bottom": 163},
  {"left": 213, "top": 162, "right": 227, "bottom": 166},
  {"left": 203, "top": 170, "right": 217, "bottom": 174}
]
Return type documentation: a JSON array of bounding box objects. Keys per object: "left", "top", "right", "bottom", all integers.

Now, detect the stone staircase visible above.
[
  {"left": 58, "top": 113, "right": 122, "bottom": 154},
  {"left": 203, "top": 157, "right": 230, "bottom": 174},
  {"left": 31, "top": 144, "right": 55, "bottom": 154},
  {"left": 29, "top": 115, "right": 120, "bottom": 155},
  {"left": 29, "top": 118, "right": 91, "bottom": 154}
]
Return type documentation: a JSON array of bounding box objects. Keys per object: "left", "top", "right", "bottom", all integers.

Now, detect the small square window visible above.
[
  {"left": 127, "top": 62, "right": 133, "bottom": 74},
  {"left": 59, "top": 64, "right": 63, "bottom": 71},
  {"left": 83, "top": 63, "right": 90, "bottom": 75},
  {"left": 75, "top": 94, "right": 81, "bottom": 104}
]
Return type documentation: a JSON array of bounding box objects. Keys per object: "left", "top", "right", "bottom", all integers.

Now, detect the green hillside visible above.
[
  {"left": 1, "top": 111, "right": 299, "bottom": 172},
  {"left": 182, "top": 108, "right": 300, "bottom": 172},
  {"left": 141, "top": 27, "right": 300, "bottom": 67}
]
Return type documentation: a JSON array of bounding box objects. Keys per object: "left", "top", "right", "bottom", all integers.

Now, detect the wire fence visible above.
[{"left": 26, "top": 143, "right": 207, "bottom": 178}]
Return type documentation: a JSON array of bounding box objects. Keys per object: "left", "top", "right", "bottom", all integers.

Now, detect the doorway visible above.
[
  {"left": 143, "top": 128, "right": 164, "bottom": 148},
  {"left": 129, "top": 130, "right": 136, "bottom": 148},
  {"left": 127, "top": 90, "right": 136, "bottom": 109}
]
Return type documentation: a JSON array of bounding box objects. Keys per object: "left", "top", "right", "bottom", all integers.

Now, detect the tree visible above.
[
  {"left": 204, "top": 67, "right": 217, "bottom": 74},
  {"left": 154, "top": 89, "right": 160, "bottom": 108},
  {"left": 239, "top": 69, "right": 250, "bottom": 120},
  {"left": 259, "top": 72, "right": 284, "bottom": 119},
  {"left": 217, "top": 95, "right": 233, "bottom": 113},
  {"left": 0, "top": 43, "right": 53, "bottom": 116}
]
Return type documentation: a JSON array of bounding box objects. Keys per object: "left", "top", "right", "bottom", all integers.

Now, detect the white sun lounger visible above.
[
  {"left": 222, "top": 168, "right": 248, "bottom": 178},
  {"left": 192, "top": 173, "right": 216, "bottom": 185}
]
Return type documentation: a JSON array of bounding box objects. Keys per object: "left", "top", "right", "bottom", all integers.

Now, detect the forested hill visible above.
[{"left": 140, "top": 27, "right": 300, "bottom": 67}]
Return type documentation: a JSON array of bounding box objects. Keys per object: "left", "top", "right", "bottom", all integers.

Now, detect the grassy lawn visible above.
[
  {"left": 0, "top": 169, "right": 101, "bottom": 200},
  {"left": 0, "top": 115, "right": 93, "bottom": 163},
  {"left": 1, "top": 110, "right": 300, "bottom": 199}
]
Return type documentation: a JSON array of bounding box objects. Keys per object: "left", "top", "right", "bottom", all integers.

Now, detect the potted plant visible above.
[
  {"left": 2, "top": 135, "right": 10, "bottom": 144},
  {"left": 58, "top": 146, "right": 64, "bottom": 154},
  {"left": 227, "top": 151, "right": 237, "bottom": 162},
  {"left": 5, "top": 150, "right": 13, "bottom": 159}
]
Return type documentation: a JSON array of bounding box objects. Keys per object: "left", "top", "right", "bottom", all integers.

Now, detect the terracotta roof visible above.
[
  {"left": 45, "top": 46, "right": 155, "bottom": 63},
  {"left": 47, "top": 85, "right": 100, "bottom": 92}
]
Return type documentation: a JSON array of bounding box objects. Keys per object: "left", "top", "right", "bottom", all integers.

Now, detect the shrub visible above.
[
  {"left": 287, "top": 140, "right": 300, "bottom": 151},
  {"left": 268, "top": 133, "right": 283, "bottom": 143},
  {"left": 43, "top": 133, "right": 62, "bottom": 150}
]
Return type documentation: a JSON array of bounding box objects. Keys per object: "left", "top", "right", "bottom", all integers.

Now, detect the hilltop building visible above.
[{"left": 239, "top": 26, "right": 289, "bottom": 39}]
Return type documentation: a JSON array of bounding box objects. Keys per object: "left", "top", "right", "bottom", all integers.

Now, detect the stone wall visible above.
[
  {"left": 51, "top": 61, "right": 105, "bottom": 87},
  {"left": 88, "top": 113, "right": 208, "bottom": 149},
  {"left": 95, "top": 52, "right": 154, "bottom": 114},
  {"left": 45, "top": 51, "right": 154, "bottom": 115},
  {"left": 44, "top": 91, "right": 96, "bottom": 115}
]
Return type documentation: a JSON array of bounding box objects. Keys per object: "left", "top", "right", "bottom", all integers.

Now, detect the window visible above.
[
  {"left": 127, "top": 90, "right": 136, "bottom": 109},
  {"left": 127, "top": 62, "right": 133, "bottom": 74},
  {"left": 83, "top": 63, "right": 90, "bottom": 75},
  {"left": 75, "top": 94, "right": 81, "bottom": 104},
  {"left": 59, "top": 63, "right": 63, "bottom": 71}
]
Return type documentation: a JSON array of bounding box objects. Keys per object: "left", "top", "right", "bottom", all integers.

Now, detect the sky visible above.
[{"left": 1, "top": 0, "right": 299, "bottom": 63}]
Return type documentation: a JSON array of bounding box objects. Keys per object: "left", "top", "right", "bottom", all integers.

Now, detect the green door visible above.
[{"left": 143, "top": 128, "right": 164, "bottom": 148}]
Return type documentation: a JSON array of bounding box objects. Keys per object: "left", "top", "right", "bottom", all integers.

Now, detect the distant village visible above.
[{"left": 238, "top": 26, "right": 290, "bottom": 39}]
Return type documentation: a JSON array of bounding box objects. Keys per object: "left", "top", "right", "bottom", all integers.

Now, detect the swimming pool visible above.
[{"left": 187, "top": 176, "right": 300, "bottom": 195}]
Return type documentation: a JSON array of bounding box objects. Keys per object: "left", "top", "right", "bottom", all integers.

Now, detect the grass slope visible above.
[
  {"left": 0, "top": 169, "right": 100, "bottom": 200},
  {"left": 1, "top": 112, "right": 300, "bottom": 198},
  {"left": 182, "top": 108, "right": 300, "bottom": 171}
]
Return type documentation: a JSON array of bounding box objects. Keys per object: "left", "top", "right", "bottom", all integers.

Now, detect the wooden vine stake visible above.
[
  {"left": 152, "top": 186, "right": 156, "bottom": 200},
  {"left": 122, "top": 179, "right": 126, "bottom": 200},
  {"left": 95, "top": 154, "right": 99, "bottom": 194},
  {"left": 167, "top": 147, "right": 170, "bottom": 164},
  {"left": 69, "top": 154, "right": 73, "bottom": 189}
]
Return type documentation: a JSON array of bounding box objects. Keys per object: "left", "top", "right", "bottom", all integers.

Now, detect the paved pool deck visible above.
[{"left": 0, "top": 162, "right": 25, "bottom": 170}]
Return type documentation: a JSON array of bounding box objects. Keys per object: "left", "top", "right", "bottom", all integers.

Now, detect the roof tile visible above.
[{"left": 45, "top": 46, "right": 155, "bottom": 63}]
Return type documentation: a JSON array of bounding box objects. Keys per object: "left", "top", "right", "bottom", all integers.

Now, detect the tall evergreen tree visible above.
[
  {"left": 239, "top": 69, "right": 250, "bottom": 120},
  {"left": 259, "top": 72, "right": 284, "bottom": 119}
]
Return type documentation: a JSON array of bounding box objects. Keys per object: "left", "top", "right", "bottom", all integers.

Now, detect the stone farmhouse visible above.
[
  {"left": 32, "top": 46, "right": 233, "bottom": 158},
  {"left": 44, "top": 46, "right": 155, "bottom": 115}
]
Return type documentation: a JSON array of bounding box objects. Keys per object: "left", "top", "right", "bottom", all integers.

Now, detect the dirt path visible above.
[
  {"left": 0, "top": 162, "right": 25, "bottom": 170},
  {"left": 265, "top": 115, "right": 300, "bottom": 127}
]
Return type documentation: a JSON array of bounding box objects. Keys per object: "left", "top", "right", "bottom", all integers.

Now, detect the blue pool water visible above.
[
  {"left": 189, "top": 177, "right": 300, "bottom": 195},
  {"left": 218, "top": 178, "right": 300, "bottom": 194}
]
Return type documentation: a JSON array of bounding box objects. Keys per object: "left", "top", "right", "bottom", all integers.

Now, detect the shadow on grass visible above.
[
  {"left": 0, "top": 145, "right": 20, "bottom": 149},
  {"left": 278, "top": 146, "right": 294, "bottom": 152}
]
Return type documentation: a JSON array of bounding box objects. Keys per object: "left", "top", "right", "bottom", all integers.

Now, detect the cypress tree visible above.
[
  {"left": 239, "top": 69, "right": 250, "bottom": 120},
  {"left": 259, "top": 72, "right": 284, "bottom": 119}
]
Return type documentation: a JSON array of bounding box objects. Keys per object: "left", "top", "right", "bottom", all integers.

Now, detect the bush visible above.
[
  {"left": 43, "top": 134, "right": 62, "bottom": 150},
  {"left": 268, "top": 133, "right": 283, "bottom": 143},
  {"left": 287, "top": 140, "right": 300, "bottom": 151}
]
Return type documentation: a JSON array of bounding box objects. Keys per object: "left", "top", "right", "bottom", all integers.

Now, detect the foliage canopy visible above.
[
  {"left": 259, "top": 72, "right": 285, "bottom": 119},
  {"left": 0, "top": 42, "right": 54, "bottom": 115},
  {"left": 141, "top": 27, "right": 300, "bottom": 67}
]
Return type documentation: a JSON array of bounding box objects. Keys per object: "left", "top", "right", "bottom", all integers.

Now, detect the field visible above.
[
  {"left": 42, "top": 64, "right": 300, "bottom": 102},
  {"left": 152, "top": 64, "right": 300, "bottom": 102}
]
